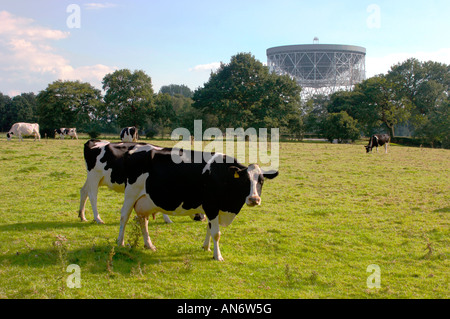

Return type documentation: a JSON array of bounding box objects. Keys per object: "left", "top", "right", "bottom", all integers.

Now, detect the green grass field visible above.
[{"left": 0, "top": 135, "right": 448, "bottom": 299}]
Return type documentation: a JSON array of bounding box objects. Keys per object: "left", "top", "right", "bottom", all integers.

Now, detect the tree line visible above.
[{"left": 0, "top": 53, "right": 448, "bottom": 148}]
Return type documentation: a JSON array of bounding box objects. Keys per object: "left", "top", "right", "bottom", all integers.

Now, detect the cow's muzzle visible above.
[{"left": 246, "top": 196, "right": 261, "bottom": 206}]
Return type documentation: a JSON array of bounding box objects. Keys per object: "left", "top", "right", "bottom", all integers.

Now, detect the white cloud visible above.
[
  {"left": 83, "top": 3, "right": 118, "bottom": 10},
  {"left": 189, "top": 62, "right": 221, "bottom": 72},
  {"left": 0, "top": 10, "right": 116, "bottom": 93},
  {"left": 366, "top": 48, "right": 450, "bottom": 78}
]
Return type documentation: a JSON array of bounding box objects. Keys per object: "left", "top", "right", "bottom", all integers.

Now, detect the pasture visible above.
[{"left": 0, "top": 135, "right": 448, "bottom": 299}]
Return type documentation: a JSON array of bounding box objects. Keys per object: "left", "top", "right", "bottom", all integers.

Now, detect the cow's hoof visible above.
[
  {"left": 202, "top": 246, "right": 211, "bottom": 252},
  {"left": 213, "top": 256, "right": 224, "bottom": 261},
  {"left": 95, "top": 219, "right": 105, "bottom": 224},
  {"left": 145, "top": 245, "right": 157, "bottom": 251}
]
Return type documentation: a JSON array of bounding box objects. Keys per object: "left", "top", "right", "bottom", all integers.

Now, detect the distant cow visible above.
[
  {"left": 55, "top": 128, "right": 78, "bottom": 140},
  {"left": 117, "top": 148, "right": 279, "bottom": 261},
  {"left": 79, "top": 139, "right": 203, "bottom": 225},
  {"left": 365, "top": 134, "right": 390, "bottom": 153},
  {"left": 120, "top": 127, "right": 138, "bottom": 142},
  {"left": 7, "top": 122, "right": 41, "bottom": 141}
]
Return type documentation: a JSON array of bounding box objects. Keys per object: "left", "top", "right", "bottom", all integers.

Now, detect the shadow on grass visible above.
[
  {"left": 0, "top": 241, "right": 207, "bottom": 275},
  {"left": 0, "top": 217, "right": 198, "bottom": 232},
  {"left": 0, "top": 221, "right": 116, "bottom": 232},
  {"left": 433, "top": 207, "right": 449, "bottom": 213}
]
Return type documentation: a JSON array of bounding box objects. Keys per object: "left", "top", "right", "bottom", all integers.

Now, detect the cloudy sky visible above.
[{"left": 1, "top": 0, "right": 449, "bottom": 96}]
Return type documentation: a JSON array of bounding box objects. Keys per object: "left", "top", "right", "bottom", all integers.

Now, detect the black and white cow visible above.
[
  {"left": 120, "top": 127, "right": 138, "bottom": 142},
  {"left": 117, "top": 148, "right": 279, "bottom": 261},
  {"left": 7, "top": 122, "right": 41, "bottom": 141},
  {"left": 79, "top": 139, "right": 203, "bottom": 224},
  {"left": 55, "top": 128, "right": 78, "bottom": 139},
  {"left": 365, "top": 134, "right": 390, "bottom": 153}
]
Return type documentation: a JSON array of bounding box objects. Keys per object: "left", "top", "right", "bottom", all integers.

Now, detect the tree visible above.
[
  {"left": 11, "top": 93, "right": 38, "bottom": 124},
  {"left": 153, "top": 93, "right": 177, "bottom": 138},
  {"left": 102, "top": 69, "right": 154, "bottom": 129},
  {"left": 193, "top": 52, "right": 302, "bottom": 131},
  {"left": 387, "top": 58, "right": 449, "bottom": 145},
  {"left": 413, "top": 93, "right": 449, "bottom": 148},
  {"left": 321, "top": 111, "right": 360, "bottom": 143},
  {"left": 0, "top": 93, "right": 12, "bottom": 131},
  {"left": 36, "top": 80, "right": 102, "bottom": 135},
  {"left": 387, "top": 58, "right": 449, "bottom": 115},
  {"left": 302, "top": 94, "right": 330, "bottom": 135},
  {"left": 355, "top": 75, "right": 411, "bottom": 137}
]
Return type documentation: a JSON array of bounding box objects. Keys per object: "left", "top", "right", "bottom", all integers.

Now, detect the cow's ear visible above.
[
  {"left": 229, "top": 166, "right": 244, "bottom": 179},
  {"left": 263, "top": 170, "right": 279, "bottom": 179}
]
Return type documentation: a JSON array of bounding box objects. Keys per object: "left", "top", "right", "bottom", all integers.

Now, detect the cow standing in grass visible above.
[
  {"left": 55, "top": 128, "right": 78, "bottom": 140},
  {"left": 120, "top": 127, "right": 138, "bottom": 142},
  {"left": 79, "top": 139, "right": 203, "bottom": 224},
  {"left": 365, "top": 134, "right": 390, "bottom": 153},
  {"left": 117, "top": 148, "right": 278, "bottom": 261},
  {"left": 7, "top": 123, "right": 41, "bottom": 141}
]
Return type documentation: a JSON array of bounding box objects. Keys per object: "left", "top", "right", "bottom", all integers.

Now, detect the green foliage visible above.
[
  {"left": 153, "top": 93, "right": 177, "bottom": 138},
  {"left": 87, "top": 131, "right": 101, "bottom": 139},
  {"left": 354, "top": 75, "right": 412, "bottom": 137},
  {"left": 0, "top": 92, "right": 37, "bottom": 132},
  {"left": 387, "top": 58, "right": 449, "bottom": 145},
  {"left": 321, "top": 111, "right": 360, "bottom": 143},
  {"left": 193, "top": 52, "right": 302, "bottom": 130},
  {"left": 102, "top": 69, "right": 154, "bottom": 129},
  {"left": 36, "top": 80, "right": 102, "bottom": 135}
]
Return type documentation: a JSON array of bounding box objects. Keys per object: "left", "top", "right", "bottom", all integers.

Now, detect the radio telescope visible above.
[{"left": 267, "top": 40, "right": 366, "bottom": 98}]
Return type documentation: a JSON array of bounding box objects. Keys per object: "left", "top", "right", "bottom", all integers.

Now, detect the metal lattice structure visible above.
[{"left": 267, "top": 44, "right": 366, "bottom": 98}]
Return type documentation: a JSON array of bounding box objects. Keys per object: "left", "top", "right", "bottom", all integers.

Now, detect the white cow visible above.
[{"left": 7, "top": 123, "right": 41, "bottom": 141}]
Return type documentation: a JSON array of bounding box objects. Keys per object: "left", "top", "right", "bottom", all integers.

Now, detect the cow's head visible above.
[
  {"left": 229, "top": 164, "right": 278, "bottom": 207},
  {"left": 6, "top": 132, "right": 13, "bottom": 141},
  {"left": 365, "top": 145, "right": 372, "bottom": 153}
]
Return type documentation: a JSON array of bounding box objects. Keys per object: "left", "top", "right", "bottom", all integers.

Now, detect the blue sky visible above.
[{"left": 1, "top": 0, "right": 449, "bottom": 96}]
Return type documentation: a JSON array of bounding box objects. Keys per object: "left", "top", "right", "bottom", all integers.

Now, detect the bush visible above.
[
  {"left": 321, "top": 111, "right": 360, "bottom": 143},
  {"left": 145, "top": 127, "right": 158, "bottom": 139},
  {"left": 87, "top": 131, "right": 101, "bottom": 139},
  {"left": 391, "top": 137, "right": 445, "bottom": 148}
]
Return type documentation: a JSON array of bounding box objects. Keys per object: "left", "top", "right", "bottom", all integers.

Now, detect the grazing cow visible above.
[
  {"left": 120, "top": 127, "right": 138, "bottom": 142},
  {"left": 117, "top": 148, "right": 279, "bottom": 261},
  {"left": 55, "top": 128, "right": 78, "bottom": 140},
  {"left": 79, "top": 139, "right": 203, "bottom": 224},
  {"left": 365, "top": 134, "right": 390, "bottom": 153},
  {"left": 7, "top": 122, "right": 41, "bottom": 141}
]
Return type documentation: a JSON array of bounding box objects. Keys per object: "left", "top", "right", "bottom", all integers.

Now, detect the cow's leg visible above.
[
  {"left": 137, "top": 215, "right": 156, "bottom": 251},
  {"left": 88, "top": 187, "right": 104, "bottom": 224},
  {"left": 203, "top": 222, "right": 211, "bottom": 252},
  {"left": 117, "top": 201, "right": 133, "bottom": 247},
  {"left": 385, "top": 143, "right": 388, "bottom": 154},
  {"left": 78, "top": 181, "right": 89, "bottom": 222},
  {"left": 209, "top": 216, "right": 223, "bottom": 261},
  {"left": 117, "top": 191, "right": 142, "bottom": 247},
  {"left": 162, "top": 214, "right": 173, "bottom": 224}
]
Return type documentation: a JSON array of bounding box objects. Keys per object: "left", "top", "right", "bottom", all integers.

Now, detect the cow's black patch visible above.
[
  {"left": 126, "top": 149, "right": 262, "bottom": 222},
  {"left": 120, "top": 126, "right": 137, "bottom": 140},
  {"left": 366, "top": 134, "right": 390, "bottom": 153},
  {"left": 84, "top": 139, "right": 103, "bottom": 171}
]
